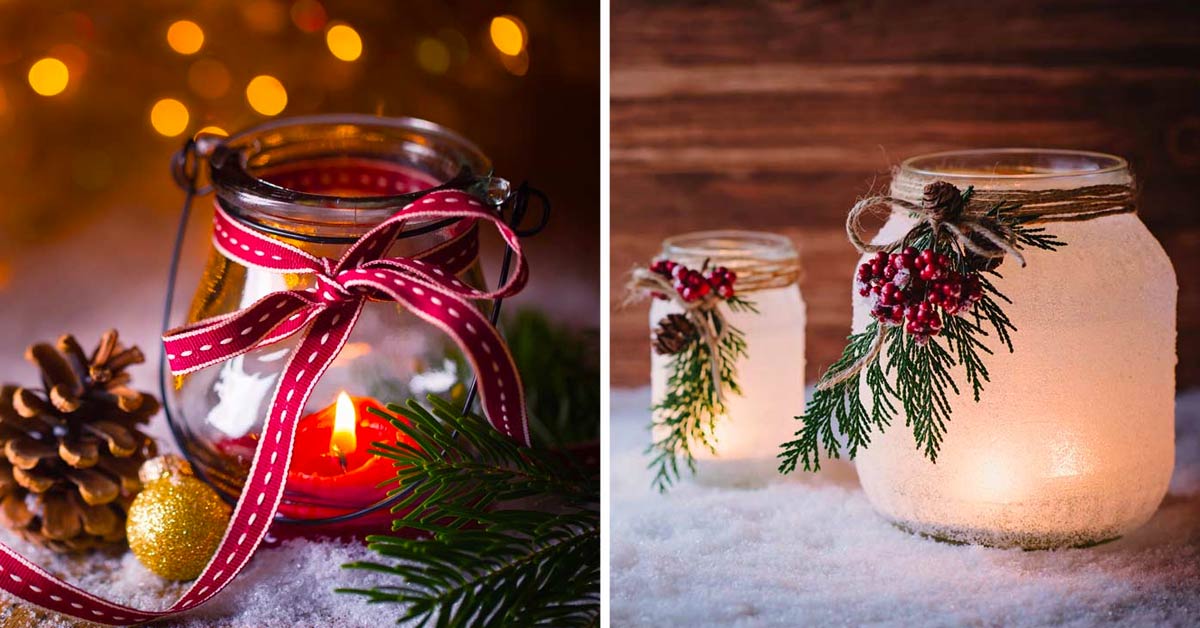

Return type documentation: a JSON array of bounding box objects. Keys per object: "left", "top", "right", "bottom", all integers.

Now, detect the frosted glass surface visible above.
[
  {"left": 853, "top": 212, "right": 1177, "bottom": 547},
  {"left": 651, "top": 285, "right": 806, "bottom": 479}
]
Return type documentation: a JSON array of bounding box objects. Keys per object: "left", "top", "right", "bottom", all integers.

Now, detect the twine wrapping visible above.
[{"left": 817, "top": 173, "right": 1138, "bottom": 392}]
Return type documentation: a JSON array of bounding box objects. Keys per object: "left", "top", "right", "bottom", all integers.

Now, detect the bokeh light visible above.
[
  {"left": 166, "top": 20, "right": 205, "bottom": 55},
  {"left": 246, "top": 75, "right": 288, "bottom": 115},
  {"left": 196, "top": 125, "right": 228, "bottom": 137},
  {"left": 490, "top": 16, "right": 526, "bottom": 56},
  {"left": 416, "top": 38, "right": 451, "bottom": 75},
  {"left": 187, "top": 58, "right": 232, "bottom": 99},
  {"left": 291, "top": 0, "right": 327, "bottom": 33},
  {"left": 325, "top": 24, "right": 362, "bottom": 61},
  {"left": 28, "top": 58, "right": 69, "bottom": 96},
  {"left": 150, "top": 98, "right": 190, "bottom": 136}
]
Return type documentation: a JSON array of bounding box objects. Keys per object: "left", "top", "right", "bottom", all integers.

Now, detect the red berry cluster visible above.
[
  {"left": 650, "top": 260, "right": 737, "bottom": 302},
  {"left": 855, "top": 247, "right": 983, "bottom": 342}
]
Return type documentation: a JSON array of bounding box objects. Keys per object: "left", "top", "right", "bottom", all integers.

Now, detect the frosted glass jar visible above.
[
  {"left": 650, "top": 231, "right": 806, "bottom": 478},
  {"left": 853, "top": 149, "right": 1177, "bottom": 548}
]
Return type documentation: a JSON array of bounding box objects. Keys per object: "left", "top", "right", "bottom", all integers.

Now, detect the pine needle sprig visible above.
[
  {"left": 339, "top": 396, "right": 599, "bottom": 627},
  {"left": 777, "top": 323, "right": 892, "bottom": 473},
  {"left": 647, "top": 299, "right": 752, "bottom": 492},
  {"left": 779, "top": 187, "right": 1068, "bottom": 474}
]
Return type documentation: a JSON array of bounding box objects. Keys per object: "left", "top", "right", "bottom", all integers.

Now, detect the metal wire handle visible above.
[{"left": 159, "top": 138, "right": 550, "bottom": 526}]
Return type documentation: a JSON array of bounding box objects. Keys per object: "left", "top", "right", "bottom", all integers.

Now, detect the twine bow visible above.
[
  {"left": 847, "top": 181, "right": 1138, "bottom": 266},
  {"left": 627, "top": 268, "right": 731, "bottom": 401}
]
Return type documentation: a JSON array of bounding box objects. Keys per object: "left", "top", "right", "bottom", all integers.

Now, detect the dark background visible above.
[
  {"left": 612, "top": 0, "right": 1200, "bottom": 387},
  {"left": 0, "top": 0, "right": 599, "bottom": 326}
]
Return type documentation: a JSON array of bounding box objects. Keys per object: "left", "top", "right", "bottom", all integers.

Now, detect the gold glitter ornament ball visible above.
[{"left": 127, "top": 455, "right": 232, "bottom": 581}]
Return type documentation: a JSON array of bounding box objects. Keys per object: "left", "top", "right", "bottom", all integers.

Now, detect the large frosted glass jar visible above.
[
  {"left": 853, "top": 149, "right": 1177, "bottom": 548},
  {"left": 650, "top": 231, "right": 806, "bottom": 477}
]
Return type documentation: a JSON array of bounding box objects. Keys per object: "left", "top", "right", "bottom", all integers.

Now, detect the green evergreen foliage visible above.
[
  {"left": 339, "top": 397, "right": 599, "bottom": 627},
  {"left": 647, "top": 296, "right": 755, "bottom": 492}
]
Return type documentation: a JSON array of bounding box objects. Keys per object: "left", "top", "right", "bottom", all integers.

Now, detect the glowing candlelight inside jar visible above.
[
  {"left": 276, "top": 392, "right": 414, "bottom": 524},
  {"left": 330, "top": 391, "right": 357, "bottom": 470}
]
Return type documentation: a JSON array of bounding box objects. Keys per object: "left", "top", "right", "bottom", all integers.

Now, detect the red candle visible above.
[{"left": 276, "top": 391, "right": 413, "bottom": 522}]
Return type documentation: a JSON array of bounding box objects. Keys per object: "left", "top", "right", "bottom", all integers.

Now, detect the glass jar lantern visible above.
[
  {"left": 162, "top": 115, "right": 515, "bottom": 534},
  {"left": 650, "top": 231, "right": 806, "bottom": 480},
  {"left": 853, "top": 149, "right": 1177, "bottom": 548}
]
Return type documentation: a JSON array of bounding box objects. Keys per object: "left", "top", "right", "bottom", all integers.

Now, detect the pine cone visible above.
[
  {"left": 0, "top": 331, "right": 158, "bottom": 553},
  {"left": 652, "top": 314, "right": 698, "bottom": 355},
  {"left": 922, "top": 181, "right": 964, "bottom": 221}
]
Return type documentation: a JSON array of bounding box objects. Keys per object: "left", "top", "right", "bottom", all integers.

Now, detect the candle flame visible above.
[{"left": 330, "top": 391, "right": 357, "bottom": 455}]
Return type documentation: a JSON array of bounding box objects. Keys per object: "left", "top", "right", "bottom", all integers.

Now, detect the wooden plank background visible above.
[{"left": 611, "top": 0, "right": 1200, "bottom": 388}]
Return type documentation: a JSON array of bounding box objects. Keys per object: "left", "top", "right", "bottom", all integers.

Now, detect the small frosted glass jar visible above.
[
  {"left": 650, "top": 231, "right": 806, "bottom": 479},
  {"left": 853, "top": 149, "right": 1177, "bottom": 548}
]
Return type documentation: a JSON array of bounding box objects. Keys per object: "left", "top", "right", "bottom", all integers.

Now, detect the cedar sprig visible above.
[
  {"left": 779, "top": 191, "right": 1065, "bottom": 473},
  {"left": 338, "top": 396, "right": 599, "bottom": 628},
  {"left": 647, "top": 296, "right": 754, "bottom": 492}
]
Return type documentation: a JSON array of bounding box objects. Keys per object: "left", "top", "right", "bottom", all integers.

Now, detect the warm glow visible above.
[
  {"left": 150, "top": 98, "right": 190, "bottom": 137},
  {"left": 196, "top": 125, "right": 227, "bottom": 138},
  {"left": 167, "top": 20, "right": 205, "bottom": 54},
  {"left": 330, "top": 391, "right": 357, "bottom": 455},
  {"left": 28, "top": 58, "right": 69, "bottom": 96},
  {"left": 325, "top": 24, "right": 362, "bottom": 61},
  {"left": 489, "top": 16, "right": 526, "bottom": 56},
  {"left": 246, "top": 75, "right": 287, "bottom": 115}
]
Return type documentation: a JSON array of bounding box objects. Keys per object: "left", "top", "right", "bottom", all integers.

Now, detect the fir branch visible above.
[
  {"left": 339, "top": 396, "right": 599, "bottom": 627},
  {"left": 777, "top": 323, "right": 893, "bottom": 473},
  {"left": 647, "top": 302, "right": 750, "bottom": 492}
]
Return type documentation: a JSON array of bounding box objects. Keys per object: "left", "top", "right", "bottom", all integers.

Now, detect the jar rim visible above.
[
  {"left": 900, "top": 148, "right": 1129, "bottom": 180},
  {"left": 204, "top": 114, "right": 500, "bottom": 241},
  {"left": 663, "top": 230, "right": 798, "bottom": 263}
]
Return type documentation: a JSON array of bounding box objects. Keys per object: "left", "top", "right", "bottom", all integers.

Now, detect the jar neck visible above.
[
  {"left": 895, "top": 149, "right": 1132, "bottom": 194},
  {"left": 661, "top": 230, "right": 801, "bottom": 291},
  {"left": 204, "top": 114, "right": 505, "bottom": 243}
]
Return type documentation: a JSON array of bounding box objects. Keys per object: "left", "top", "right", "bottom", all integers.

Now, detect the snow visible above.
[{"left": 611, "top": 387, "right": 1200, "bottom": 627}]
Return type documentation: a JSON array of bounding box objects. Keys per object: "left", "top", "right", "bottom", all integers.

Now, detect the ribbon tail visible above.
[
  {"left": 164, "top": 292, "right": 322, "bottom": 375},
  {"left": 167, "top": 300, "right": 365, "bottom": 612},
  {"left": 354, "top": 270, "right": 530, "bottom": 446}
]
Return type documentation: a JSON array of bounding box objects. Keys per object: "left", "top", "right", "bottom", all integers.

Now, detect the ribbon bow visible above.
[{"left": 163, "top": 188, "right": 530, "bottom": 445}]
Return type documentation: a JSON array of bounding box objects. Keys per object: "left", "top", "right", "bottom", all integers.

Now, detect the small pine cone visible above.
[
  {"left": 652, "top": 313, "right": 698, "bottom": 355},
  {"left": 0, "top": 330, "right": 158, "bottom": 553},
  {"left": 922, "top": 181, "right": 964, "bottom": 222}
]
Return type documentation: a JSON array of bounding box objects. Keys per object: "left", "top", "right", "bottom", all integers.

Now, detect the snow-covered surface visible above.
[
  {"left": 0, "top": 209, "right": 409, "bottom": 626},
  {"left": 611, "top": 387, "right": 1200, "bottom": 627}
]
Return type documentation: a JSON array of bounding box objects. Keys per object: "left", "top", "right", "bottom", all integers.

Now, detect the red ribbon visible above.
[{"left": 0, "top": 189, "right": 529, "bottom": 625}]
